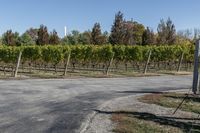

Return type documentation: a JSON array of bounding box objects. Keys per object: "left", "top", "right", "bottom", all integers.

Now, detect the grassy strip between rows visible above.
[{"left": 111, "top": 93, "right": 200, "bottom": 133}]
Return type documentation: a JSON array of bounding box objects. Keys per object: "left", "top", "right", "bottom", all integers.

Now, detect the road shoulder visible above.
[{"left": 83, "top": 89, "right": 199, "bottom": 133}]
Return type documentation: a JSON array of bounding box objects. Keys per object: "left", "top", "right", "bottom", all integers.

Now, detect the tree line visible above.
[{"left": 0, "top": 11, "right": 197, "bottom": 46}]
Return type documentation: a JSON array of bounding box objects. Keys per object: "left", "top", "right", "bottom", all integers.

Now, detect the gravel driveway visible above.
[{"left": 0, "top": 75, "right": 192, "bottom": 133}]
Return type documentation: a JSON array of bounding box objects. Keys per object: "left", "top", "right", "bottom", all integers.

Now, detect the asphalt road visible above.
[{"left": 0, "top": 75, "right": 192, "bottom": 133}]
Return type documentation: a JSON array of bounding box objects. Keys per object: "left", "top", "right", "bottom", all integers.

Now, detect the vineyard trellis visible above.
[{"left": 0, "top": 44, "right": 195, "bottom": 77}]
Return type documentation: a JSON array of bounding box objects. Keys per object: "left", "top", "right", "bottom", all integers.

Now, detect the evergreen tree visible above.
[
  {"left": 91, "top": 23, "right": 105, "bottom": 45},
  {"left": 2, "top": 30, "right": 20, "bottom": 46},
  {"left": 157, "top": 19, "right": 166, "bottom": 44},
  {"left": 142, "top": 27, "right": 156, "bottom": 45},
  {"left": 109, "top": 12, "right": 145, "bottom": 45},
  {"left": 157, "top": 18, "right": 176, "bottom": 45},
  {"left": 166, "top": 18, "right": 176, "bottom": 44},
  {"left": 49, "top": 30, "right": 60, "bottom": 45},
  {"left": 109, "top": 11, "right": 125, "bottom": 45},
  {"left": 37, "top": 25, "right": 49, "bottom": 45}
]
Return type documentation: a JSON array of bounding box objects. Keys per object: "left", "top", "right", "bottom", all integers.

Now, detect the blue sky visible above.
[{"left": 0, "top": 0, "right": 200, "bottom": 37}]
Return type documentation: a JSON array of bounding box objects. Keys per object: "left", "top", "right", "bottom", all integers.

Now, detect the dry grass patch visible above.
[
  {"left": 111, "top": 113, "right": 182, "bottom": 133},
  {"left": 139, "top": 92, "right": 200, "bottom": 114}
]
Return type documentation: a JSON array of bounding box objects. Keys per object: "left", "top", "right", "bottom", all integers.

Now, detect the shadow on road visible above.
[
  {"left": 117, "top": 90, "right": 165, "bottom": 94},
  {"left": 117, "top": 86, "right": 191, "bottom": 95},
  {"left": 94, "top": 110, "right": 200, "bottom": 133}
]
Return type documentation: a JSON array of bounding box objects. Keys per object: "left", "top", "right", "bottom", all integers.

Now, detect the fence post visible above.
[
  {"left": 144, "top": 50, "right": 152, "bottom": 74},
  {"left": 177, "top": 52, "right": 184, "bottom": 72},
  {"left": 106, "top": 53, "right": 114, "bottom": 76},
  {"left": 64, "top": 53, "right": 71, "bottom": 76},
  {"left": 192, "top": 40, "right": 200, "bottom": 94},
  {"left": 14, "top": 51, "right": 22, "bottom": 78}
]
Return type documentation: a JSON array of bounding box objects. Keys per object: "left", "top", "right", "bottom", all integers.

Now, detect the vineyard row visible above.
[{"left": 0, "top": 44, "right": 194, "bottom": 64}]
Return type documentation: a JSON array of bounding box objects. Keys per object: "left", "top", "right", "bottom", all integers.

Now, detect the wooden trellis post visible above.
[
  {"left": 144, "top": 50, "right": 152, "bottom": 74},
  {"left": 106, "top": 53, "right": 114, "bottom": 76},
  {"left": 64, "top": 53, "right": 71, "bottom": 76},
  {"left": 14, "top": 51, "right": 22, "bottom": 78},
  {"left": 177, "top": 52, "right": 184, "bottom": 72}
]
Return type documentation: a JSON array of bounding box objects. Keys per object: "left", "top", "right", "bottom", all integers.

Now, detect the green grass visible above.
[{"left": 139, "top": 92, "right": 200, "bottom": 114}]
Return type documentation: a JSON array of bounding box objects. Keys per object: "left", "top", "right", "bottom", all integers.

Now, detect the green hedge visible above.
[{"left": 0, "top": 44, "right": 195, "bottom": 64}]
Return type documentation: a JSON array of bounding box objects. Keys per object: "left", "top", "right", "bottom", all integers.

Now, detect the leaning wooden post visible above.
[
  {"left": 106, "top": 53, "right": 114, "bottom": 76},
  {"left": 14, "top": 51, "right": 22, "bottom": 78},
  {"left": 143, "top": 50, "right": 152, "bottom": 74},
  {"left": 177, "top": 52, "right": 184, "bottom": 72},
  {"left": 64, "top": 52, "right": 71, "bottom": 76}
]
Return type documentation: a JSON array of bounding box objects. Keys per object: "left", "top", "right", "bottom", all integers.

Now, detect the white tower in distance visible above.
[{"left": 64, "top": 26, "right": 67, "bottom": 37}]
